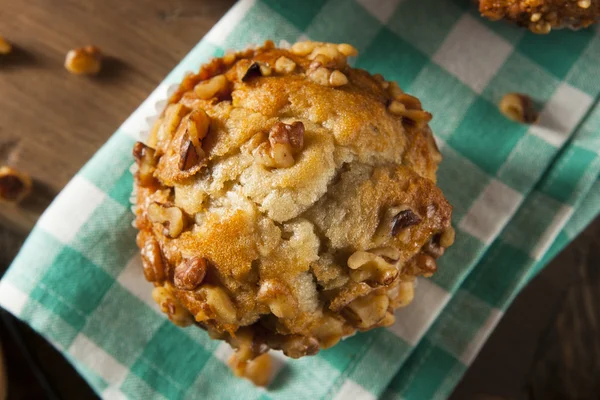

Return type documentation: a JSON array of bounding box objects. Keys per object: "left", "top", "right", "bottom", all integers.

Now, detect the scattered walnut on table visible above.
[
  {"left": 499, "top": 93, "right": 539, "bottom": 124},
  {"left": 0, "top": 166, "right": 32, "bottom": 203},
  {"left": 0, "top": 35, "right": 12, "bottom": 55},
  {"left": 64, "top": 46, "right": 102, "bottom": 75}
]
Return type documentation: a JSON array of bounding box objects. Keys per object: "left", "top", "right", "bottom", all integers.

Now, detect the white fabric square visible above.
[
  {"left": 204, "top": 0, "right": 256, "bottom": 46},
  {"left": 459, "top": 308, "right": 503, "bottom": 365},
  {"left": 433, "top": 14, "right": 513, "bottom": 93},
  {"left": 333, "top": 380, "right": 376, "bottom": 400},
  {"left": 117, "top": 254, "right": 161, "bottom": 313},
  {"left": 531, "top": 204, "right": 574, "bottom": 260},
  {"left": 459, "top": 179, "right": 523, "bottom": 245},
  {"left": 529, "top": 83, "right": 594, "bottom": 147},
  {"left": 0, "top": 281, "right": 28, "bottom": 315},
  {"left": 387, "top": 278, "right": 450, "bottom": 345},
  {"left": 37, "top": 176, "right": 105, "bottom": 244},
  {"left": 213, "top": 341, "right": 235, "bottom": 363},
  {"left": 101, "top": 386, "right": 128, "bottom": 400},
  {"left": 69, "top": 334, "right": 128, "bottom": 387},
  {"left": 355, "top": 0, "right": 404, "bottom": 23}
]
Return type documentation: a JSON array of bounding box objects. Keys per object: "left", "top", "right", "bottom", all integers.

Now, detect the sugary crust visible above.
[
  {"left": 133, "top": 41, "right": 453, "bottom": 363},
  {"left": 479, "top": 0, "right": 600, "bottom": 32}
]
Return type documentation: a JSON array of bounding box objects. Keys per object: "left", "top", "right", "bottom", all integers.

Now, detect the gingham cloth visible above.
[{"left": 1, "top": 0, "right": 600, "bottom": 399}]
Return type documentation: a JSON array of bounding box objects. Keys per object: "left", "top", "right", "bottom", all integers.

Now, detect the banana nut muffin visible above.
[
  {"left": 479, "top": 0, "right": 600, "bottom": 33},
  {"left": 132, "top": 40, "right": 453, "bottom": 370}
]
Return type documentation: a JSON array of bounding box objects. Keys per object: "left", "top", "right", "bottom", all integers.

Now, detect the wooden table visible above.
[{"left": 1, "top": 1, "right": 598, "bottom": 398}]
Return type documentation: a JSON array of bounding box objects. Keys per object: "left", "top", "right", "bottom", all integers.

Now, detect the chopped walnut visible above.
[
  {"left": 178, "top": 109, "right": 210, "bottom": 173},
  {"left": 347, "top": 250, "right": 398, "bottom": 286},
  {"left": 373, "top": 205, "right": 421, "bottom": 245},
  {"left": 0, "top": 166, "right": 32, "bottom": 203},
  {"left": 257, "top": 279, "right": 298, "bottom": 319},
  {"left": 274, "top": 56, "right": 296, "bottom": 74},
  {"left": 290, "top": 41, "right": 317, "bottom": 56},
  {"left": 133, "top": 142, "right": 158, "bottom": 187},
  {"left": 64, "top": 46, "right": 102, "bottom": 75},
  {"left": 240, "top": 61, "right": 272, "bottom": 81},
  {"left": 200, "top": 285, "right": 237, "bottom": 324},
  {"left": 147, "top": 203, "right": 187, "bottom": 238},
  {"left": 194, "top": 74, "right": 229, "bottom": 100},
  {"left": 278, "top": 335, "right": 319, "bottom": 359},
  {"left": 343, "top": 291, "right": 389, "bottom": 329},
  {"left": 253, "top": 121, "right": 305, "bottom": 168},
  {"left": 387, "top": 93, "right": 432, "bottom": 129},
  {"left": 149, "top": 103, "right": 190, "bottom": 156},
  {"left": 174, "top": 257, "right": 207, "bottom": 290},
  {"left": 138, "top": 234, "right": 165, "bottom": 282},
  {"left": 337, "top": 43, "right": 358, "bottom": 57},
  {"left": 228, "top": 352, "right": 272, "bottom": 387},
  {"left": 152, "top": 286, "right": 194, "bottom": 327},
  {"left": 499, "top": 93, "right": 539, "bottom": 124}
]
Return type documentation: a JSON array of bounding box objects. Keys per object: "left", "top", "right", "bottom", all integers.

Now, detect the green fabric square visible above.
[
  {"left": 409, "top": 62, "right": 476, "bottom": 138},
  {"left": 465, "top": 7, "right": 524, "bottom": 44},
  {"left": 260, "top": 0, "right": 326, "bottom": 31},
  {"left": 269, "top": 354, "right": 340, "bottom": 398},
  {"left": 305, "top": 0, "right": 381, "bottom": 51},
  {"left": 573, "top": 103, "right": 600, "bottom": 154},
  {"left": 540, "top": 146, "right": 598, "bottom": 204},
  {"left": 131, "top": 322, "right": 212, "bottom": 399},
  {"left": 502, "top": 191, "right": 564, "bottom": 255},
  {"left": 80, "top": 133, "right": 136, "bottom": 193},
  {"left": 3, "top": 229, "right": 62, "bottom": 293},
  {"left": 566, "top": 35, "right": 600, "bottom": 97},
  {"left": 517, "top": 29, "right": 595, "bottom": 79},
  {"left": 319, "top": 332, "right": 364, "bottom": 372},
  {"left": 388, "top": 0, "right": 463, "bottom": 56},
  {"left": 432, "top": 231, "right": 484, "bottom": 291},
  {"left": 20, "top": 299, "right": 80, "bottom": 349},
  {"left": 33, "top": 247, "right": 113, "bottom": 330},
  {"left": 223, "top": 1, "right": 301, "bottom": 51},
  {"left": 355, "top": 27, "right": 428, "bottom": 91},
  {"left": 108, "top": 170, "right": 134, "bottom": 208},
  {"left": 449, "top": 97, "right": 527, "bottom": 175},
  {"left": 81, "top": 284, "right": 163, "bottom": 365},
  {"left": 462, "top": 241, "right": 532, "bottom": 308},
  {"left": 497, "top": 134, "right": 556, "bottom": 193},
  {"left": 427, "top": 290, "right": 494, "bottom": 357},
  {"left": 435, "top": 145, "right": 491, "bottom": 222},
  {"left": 385, "top": 338, "right": 465, "bottom": 399},
  {"left": 122, "top": 373, "right": 167, "bottom": 400},
  {"left": 482, "top": 51, "right": 559, "bottom": 106},
  {"left": 189, "top": 358, "right": 262, "bottom": 400},
  {"left": 70, "top": 197, "right": 137, "bottom": 278},
  {"left": 346, "top": 329, "right": 411, "bottom": 395}
]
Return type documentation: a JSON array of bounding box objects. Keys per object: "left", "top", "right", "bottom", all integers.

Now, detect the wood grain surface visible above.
[{"left": 0, "top": 1, "right": 598, "bottom": 399}]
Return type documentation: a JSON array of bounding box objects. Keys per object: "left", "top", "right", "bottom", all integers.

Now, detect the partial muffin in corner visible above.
[
  {"left": 132, "top": 40, "right": 453, "bottom": 381},
  {"left": 479, "top": 0, "right": 600, "bottom": 33}
]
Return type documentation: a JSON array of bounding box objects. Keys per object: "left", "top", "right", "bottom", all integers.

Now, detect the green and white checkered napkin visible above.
[{"left": 2, "top": 0, "right": 600, "bottom": 398}]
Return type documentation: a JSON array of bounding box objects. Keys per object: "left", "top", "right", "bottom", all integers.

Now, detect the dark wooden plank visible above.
[{"left": 0, "top": 0, "right": 235, "bottom": 232}]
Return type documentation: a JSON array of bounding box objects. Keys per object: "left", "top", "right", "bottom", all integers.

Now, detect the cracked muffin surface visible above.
[
  {"left": 133, "top": 40, "right": 453, "bottom": 366},
  {"left": 479, "top": 0, "right": 600, "bottom": 33}
]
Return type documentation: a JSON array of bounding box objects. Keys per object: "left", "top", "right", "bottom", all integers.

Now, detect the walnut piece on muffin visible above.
[
  {"left": 132, "top": 40, "right": 453, "bottom": 381},
  {"left": 478, "top": 0, "right": 600, "bottom": 33}
]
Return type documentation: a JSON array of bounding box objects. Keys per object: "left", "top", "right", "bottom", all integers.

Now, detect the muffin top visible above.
[
  {"left": 479, "top": 0, "right": 600, "bottom": 33},
  {"left": 133, "top": 40, "right": 453, "bottom": 361}
]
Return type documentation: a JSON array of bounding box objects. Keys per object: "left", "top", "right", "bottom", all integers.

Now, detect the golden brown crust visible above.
[
  {"left": 133, "top": 40, "right": 453, "bottom": 362},
  {"left": 479, "top": 0, "right": 600, "bottom": 32}
]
